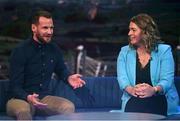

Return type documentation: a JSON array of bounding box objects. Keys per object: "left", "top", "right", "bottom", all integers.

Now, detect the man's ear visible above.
[{"left": 31, "top": 24, "right": 37, "bottom": 32}]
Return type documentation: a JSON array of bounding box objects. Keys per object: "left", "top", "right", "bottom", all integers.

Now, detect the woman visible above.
[{"left": 117, "top": 13, "right": 179, "bottom": 116}]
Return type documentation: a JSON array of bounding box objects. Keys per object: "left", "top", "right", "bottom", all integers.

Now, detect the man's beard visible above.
[
  {"left": 37, "top": 36, "right": 44, "bottom": 44},
  {"left": 37, "top": 35, "right": 51, "bottom": 44}
]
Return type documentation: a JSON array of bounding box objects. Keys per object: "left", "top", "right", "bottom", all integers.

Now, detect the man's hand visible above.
[
  {"left": 27, "top": 93, "right": 47, "bottom": 108},
  {"left": 68, "top": 74, "right": 86, "bottom": 89}
]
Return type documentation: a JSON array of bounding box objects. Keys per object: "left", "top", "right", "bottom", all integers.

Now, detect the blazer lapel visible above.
[
  {"left": 150, "top": 51, "right": 159, "bottom": 86},
  {"left": 127, "top": 49, "right": 136, "bottom": 86}
]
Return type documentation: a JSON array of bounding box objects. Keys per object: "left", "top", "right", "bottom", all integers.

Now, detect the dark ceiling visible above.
[
  {"left": 0, "top": 0, "right": 179, "bottom": 47},
  {"left": 0, "top": 0, "right": 180, "bottom": 77},
  {"left": 0, "top": 0, "right": 180, "bottom": 78}
]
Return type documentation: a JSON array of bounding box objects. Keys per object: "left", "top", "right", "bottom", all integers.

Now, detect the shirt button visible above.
[
  {"left": 39, "top": 45, "right": 41, "bottom": 48},
  {"left": 42, "top": 73, "right": 45, "bottom": 76},
  {"left": 43, "top": 63, "right": 45, "bottom": 66},
  {"left": 40, "top": 84, "right": 42, "bottom": 87},
  {"left": 51, "top": 59, "right": 54, "bottom": 63}
]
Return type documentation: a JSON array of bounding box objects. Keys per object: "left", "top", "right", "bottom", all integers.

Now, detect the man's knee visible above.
[
  {"left": 16, "top": 106, "right": 31, "bottom": 115},
  {"left": 41, "top": 96, "right": 75, "bottom": 114},
  {"left": 16, "top": 109, "right": 32, "bottom": 120},
  {"left": 6, "top": 98, "right": 33, "bottom": 118},
  {"left": 58, "top": 100, "right": 75, "bottom": 114}
]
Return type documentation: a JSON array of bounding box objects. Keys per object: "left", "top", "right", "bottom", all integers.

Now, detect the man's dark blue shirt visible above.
[{"left": 9, "top": 38, "right": 70, "bottom": 101}]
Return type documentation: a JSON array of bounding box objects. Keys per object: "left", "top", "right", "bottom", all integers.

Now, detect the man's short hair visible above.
[{"left": 31, "top": 10, "right": 52, "bottom": 24}]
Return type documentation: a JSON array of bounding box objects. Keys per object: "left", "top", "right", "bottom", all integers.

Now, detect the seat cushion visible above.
[
  {"left": 0, "top": 112, "right": 14, "bottom": 120},
  {"left": 51, "top": 77, "right": 122, "bottom": 109},
  {"left": 165, "top": 114, "right": 180, "bottom": 120},
  {"left": 0, "top": 80, "right": 9, "bottom": 112},
  {"left": 0, "top": 112, "right": 47, "bottom": 120},
  {"left": 175, "top": 76, "right": 180, "bottom": 101}
]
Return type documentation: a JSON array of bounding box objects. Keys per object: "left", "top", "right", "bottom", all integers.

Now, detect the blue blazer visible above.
[{"left": 117, "top": 44, "right": 179, "bottom": 115}]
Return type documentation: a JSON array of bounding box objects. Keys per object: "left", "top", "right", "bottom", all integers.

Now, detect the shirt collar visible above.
[{"left": 30, "top": 37, "right": 47, "bottom": 48}]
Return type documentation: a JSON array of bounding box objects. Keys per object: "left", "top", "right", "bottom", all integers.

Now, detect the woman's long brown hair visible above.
[{"left": 129, "top": 13, "right": 163, "bottom": 52}]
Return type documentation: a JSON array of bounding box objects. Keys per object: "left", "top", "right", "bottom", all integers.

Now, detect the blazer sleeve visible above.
[
  {"left": 157, "top": 45, "right": 175, "bottom": 93},
  {"left": 117, "top": 47, "right": 131, "bottom": 90}
]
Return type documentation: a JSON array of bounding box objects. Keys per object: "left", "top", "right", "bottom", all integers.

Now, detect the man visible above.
[{"left": 6, "top": 10, "right": 85, "bottom": 120}]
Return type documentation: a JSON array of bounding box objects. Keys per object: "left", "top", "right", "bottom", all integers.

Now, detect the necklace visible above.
[{"left": 137, "top": 50, "right": 151, "bottom": 68}]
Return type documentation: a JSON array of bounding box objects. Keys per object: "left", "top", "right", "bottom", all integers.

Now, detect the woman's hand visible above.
[
  {"left": 125, "top": 86, "right": 138, "bottom": 97},
  {"left": 135, "top": 83, "right": 155, "bottom": 98}
]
